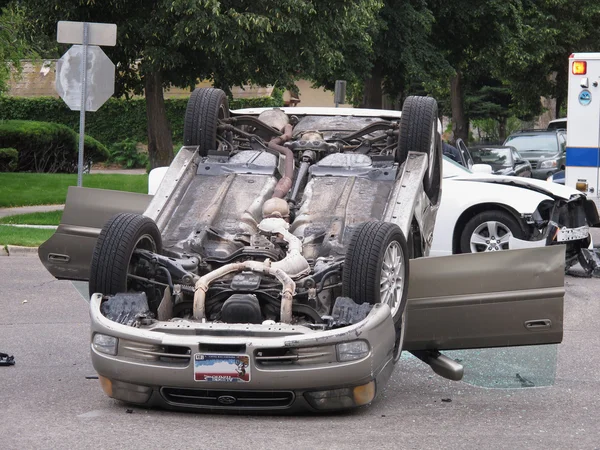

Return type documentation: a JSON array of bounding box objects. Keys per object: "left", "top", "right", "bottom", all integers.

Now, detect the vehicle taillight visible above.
[{"left": 573, "top": 61, "right": 587, "bottom": 75}]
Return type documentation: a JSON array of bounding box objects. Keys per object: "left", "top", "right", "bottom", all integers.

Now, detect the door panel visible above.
[
  {"left": 404, "top": 245, "right": 564, "bottom": 351},
  {"left": 38, "top": 187, "right": 151, "bottom": 281}
]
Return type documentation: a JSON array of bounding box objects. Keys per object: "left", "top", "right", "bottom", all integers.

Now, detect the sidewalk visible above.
[{"left": 0, "top": 204, "right": 65, "bottom": 219}]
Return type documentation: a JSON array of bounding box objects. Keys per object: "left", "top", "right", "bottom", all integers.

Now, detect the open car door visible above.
[
  {"left": 38, "top": 186, "right": 151, "bottom": 281},
  {"left": 403, "top": 245, "right": 563, "bottom": 381}
]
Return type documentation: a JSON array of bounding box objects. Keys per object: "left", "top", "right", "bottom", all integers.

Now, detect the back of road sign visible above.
[{"left": 55, "top": 45, "right": 115, "bottom": 112}]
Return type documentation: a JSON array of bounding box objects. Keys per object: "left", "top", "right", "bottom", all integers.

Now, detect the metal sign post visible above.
[
  {"left": 76, "top": 23, "right": 89, "bottom": 187},
  {"left": 56, "top": 21, "right": 116, "bottom": 186},
  {"left": 334, "top": 80, "right": 346, "bottom": 108}
]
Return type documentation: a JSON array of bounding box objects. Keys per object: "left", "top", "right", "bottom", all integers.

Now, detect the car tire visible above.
[
  {"left": 343, "top": 221, "right": 409, "bottom": 330},
  {"left": 459, "top": 210, "right": 525, "bottom": 254},
  {"left": 183, "top": 87, "right": 229, "bottom": 156},
  {"left": 89, "top": 213, "right": 162, "bottom": 297},
  {"left": 397, "top": 95, "right": 442, "bottom": 204}
]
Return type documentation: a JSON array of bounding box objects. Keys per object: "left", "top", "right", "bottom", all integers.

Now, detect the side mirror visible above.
[{"left": 471, "top": 164, "right": 493, "bottom": 174}]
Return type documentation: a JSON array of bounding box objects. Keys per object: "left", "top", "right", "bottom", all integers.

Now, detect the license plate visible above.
[
  {"left": 194, "top": 353, "right": 251, "bottom": 382},
  {"left": 556, "top": 226, "right": 589, "bottom": 242}
]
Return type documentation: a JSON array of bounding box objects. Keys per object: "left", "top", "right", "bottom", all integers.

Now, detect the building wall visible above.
[{"left": 6, "top": 61, "right": 352, "bottom": 107}]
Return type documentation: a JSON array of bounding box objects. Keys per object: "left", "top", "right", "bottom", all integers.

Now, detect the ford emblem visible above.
[{"left": 217, "top": 395, "right": 237, "bottom": 405}]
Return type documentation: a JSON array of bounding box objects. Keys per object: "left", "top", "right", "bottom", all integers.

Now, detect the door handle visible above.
[
  {"left": 48, "top": 253, "right": 70, "bottom": 263},
  {"left": 524, "top": 319, "right": 552, "bottom": 330}
]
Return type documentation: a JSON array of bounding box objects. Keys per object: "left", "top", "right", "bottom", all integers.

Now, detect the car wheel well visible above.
[
  {"left": 452, "top": 203, "right": 526, "bottom": 254},
  {"left": 408, "top": 217, "right": 423, "bottom": 259}
]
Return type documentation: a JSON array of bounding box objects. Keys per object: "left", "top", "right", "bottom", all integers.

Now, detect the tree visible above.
[
  {"left": 358, "top": 0, "right": 449, "bottom": 109},
  {"left": 498, "top": 0, "right": 600, "bottom": 118},
  {"left": 22, "top": 0, "right": 381, "bottom": 168},
  {"left": 426, "top": 0, "right": 525, "bottom": 143},
  {"left": 0, "top": 2, "right": 37, "bottom": 94}
]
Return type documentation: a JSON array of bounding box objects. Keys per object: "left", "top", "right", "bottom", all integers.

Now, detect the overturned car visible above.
[{"left": 40, "top": 89, "right": 566, "bottom": 412}]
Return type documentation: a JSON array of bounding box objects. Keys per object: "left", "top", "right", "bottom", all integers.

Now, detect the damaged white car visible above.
[
  {"left": 430, "top": 157, "right": 600, "bottom": 273},
  {"left": 39, "top": 89, "right": 566, "bottom": 412}
]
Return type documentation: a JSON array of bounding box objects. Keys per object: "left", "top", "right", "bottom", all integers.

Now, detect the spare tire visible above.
[
  {"left": 183, "top": 88, "right": 229, "bottom": 156},
  {"left": 89, "top": 213, "right": 162, "bottom": 297},
  {"left": 396, "top": 96, "right": 442, "bottom": 204}
]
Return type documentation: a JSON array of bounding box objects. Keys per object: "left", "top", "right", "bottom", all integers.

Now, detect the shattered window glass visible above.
[{"left": 444, "top": 345, "right": 558, "bottom": 389}]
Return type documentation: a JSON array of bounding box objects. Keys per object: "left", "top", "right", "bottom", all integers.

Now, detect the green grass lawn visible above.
[
  {"left": 0, "top": 173, "right": 148, "bottom": 208},
  {"left": 0, "top": 225, "right": 54, "bottom": 247},
  {"left": 0, "top": 210, "right": 63, "bottom": 225}
]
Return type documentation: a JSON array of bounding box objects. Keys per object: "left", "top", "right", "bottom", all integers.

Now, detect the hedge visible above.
[
  {"left": 0, "top": 147, "right": 18, "bottom": 171},
  {"left": 0, "top": 120, "right": 109, "bottom": 173},
  {"left": 0, "top": 90, "right": 284, "bottom": 146}
]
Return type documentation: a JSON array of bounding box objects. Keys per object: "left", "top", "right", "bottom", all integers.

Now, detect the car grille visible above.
[
  {"left": 530, "top": 161, "right": 538, "bottom": 169},
  {"left": 161, "top": 388, "right": 295, "bottom": 409}
]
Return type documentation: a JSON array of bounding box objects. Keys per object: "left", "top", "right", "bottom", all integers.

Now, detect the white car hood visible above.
[{"left": 449, "top": 173, "right": 582, "bottom": 201}]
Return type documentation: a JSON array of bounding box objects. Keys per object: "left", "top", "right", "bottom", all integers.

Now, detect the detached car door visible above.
[{"left": 404, "top": 245, "right": 564, "bottom": 351}]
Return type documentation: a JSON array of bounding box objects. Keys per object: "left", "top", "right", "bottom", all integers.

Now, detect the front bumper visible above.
[
  {"left": 89, "top": 294, "right": 396, "bottom": 413},
  {"left": 532, "top": 167, "right": 559, "bottom": 179}
]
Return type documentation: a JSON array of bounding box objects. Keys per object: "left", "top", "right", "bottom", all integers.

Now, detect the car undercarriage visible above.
[{"left": 37, "top": 89, "right": 567, "bottom": 412}]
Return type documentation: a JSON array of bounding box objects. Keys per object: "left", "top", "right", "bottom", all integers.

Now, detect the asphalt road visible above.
[{"left": 1, "top": 256, "right": 599, "bottom": 449}]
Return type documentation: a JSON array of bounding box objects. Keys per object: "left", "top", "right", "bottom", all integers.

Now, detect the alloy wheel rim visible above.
[
  {"left": 469, "top": 221, "right": 512, "bottom": 252},
  {"left": 380, "top": 240, "right": 404, "bottom": 316}
]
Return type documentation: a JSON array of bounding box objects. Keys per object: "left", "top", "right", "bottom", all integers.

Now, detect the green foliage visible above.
[
  {"left": 0, "top": 147, "right": 17, "bottom": 171},
  {"left": 109, "top": 139, "right": 148, "bottom": 169},
  {"left": 0, "top": 120, "right": 108, "bottom": 173},
  {"left": 472, "top": 117, "right": 523, "bottom": 143},
  {"left": 0, "top": 94, "right": 284, "bottom": 145},
  {"left": 0, "top": 2, "right": 37, "bottom": 94},
  {"left": 0, "top": 225, "right": 55, "bottom": 247}
]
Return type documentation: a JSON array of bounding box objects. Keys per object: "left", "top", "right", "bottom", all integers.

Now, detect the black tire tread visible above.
[
  {"left": 397, "top": 96, "right": 437, "bottom": 163},
  {"left": 183, "top": 88, "right": 229, "bottom": 156},
  {"left": 89, "top": 213, "right": 162, "bottom": 297},
  {"left": 342, "top": 221, "right": 409, "bottom": 325},
  {"left": 397, "top": 96, "right": 442, "bottom": 203}
]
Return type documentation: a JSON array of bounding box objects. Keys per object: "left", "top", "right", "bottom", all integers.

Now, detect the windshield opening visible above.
[
  {"left": 504, "top": 134, "right": 557, "bottom": 153},
  {"left": 470, "top": 148, "right": 512, "bottom": 166}
]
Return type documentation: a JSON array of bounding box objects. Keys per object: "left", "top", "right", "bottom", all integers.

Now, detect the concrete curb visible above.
[
  {"left": 0, "top": 204, "right": 65, "bottom": 219},
  {"left": 5, "top": 245, "right": 39, "bottom": 256}
]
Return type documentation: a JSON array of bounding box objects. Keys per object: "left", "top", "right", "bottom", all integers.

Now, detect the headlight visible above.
[
  {"left": 495, "top": 167, "right": 513, "bottom": 175},
  {"left": 540, "top": 159, "right": 558, "bottom": 169},
  {"left": 336, "top": 340, "right": 370, "bottom": 362},
  {"left": 304, "top": 381, "right": 376, "bottom": 410},
  {"left": 93, "top": 333, "right": 118, "bottom": 356}
]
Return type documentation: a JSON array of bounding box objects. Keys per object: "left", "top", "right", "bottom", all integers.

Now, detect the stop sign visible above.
[{"left": 56, "top": 45, "right": 115, "bottom": 112}]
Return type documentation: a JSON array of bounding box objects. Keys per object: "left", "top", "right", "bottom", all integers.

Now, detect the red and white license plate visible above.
[{"left": 194, "top": 353, "right": 251, "bottom": 382}]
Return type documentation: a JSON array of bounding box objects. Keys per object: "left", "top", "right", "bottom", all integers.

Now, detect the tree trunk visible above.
[
  {"left": 555, "top": 69, "right": 565, "bottom": 118},
  {"left": 361, "top": 64, "right": 383, "bottom": 109},
  {"left": 450, "top": 71, "right": 468, "bottom": 143},
  {"left": 145, "top": 70, "right": 173, "bottom": 169},
  {"left": 498, "top": 117, "right": 507, "bottom": 142}
]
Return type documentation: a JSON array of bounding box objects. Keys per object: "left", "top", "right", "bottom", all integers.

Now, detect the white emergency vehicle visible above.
[{"left": 566, "top": 53, "right": 600, "bottom": 208}]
